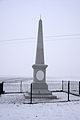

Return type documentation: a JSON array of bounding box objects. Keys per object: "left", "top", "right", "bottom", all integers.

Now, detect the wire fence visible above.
[
  {"left": 3, "top": 81, "right": 31, "bottom": 93},
  {"left": 28, "top": 81, "right": 80, "bottom": 103},
  {"left": 62, "top": 81, "right": 80, "bottom": 96},
  {"left": 0, "top": 80, "right": 80, "bottom": 104}
]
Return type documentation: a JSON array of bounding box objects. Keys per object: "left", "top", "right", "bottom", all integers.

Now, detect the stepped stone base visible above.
[{"left": 25, "top": 82, "right": 57, "bottom": 99}]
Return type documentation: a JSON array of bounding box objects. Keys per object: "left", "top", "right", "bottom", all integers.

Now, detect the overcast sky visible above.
[{"left": 0, "top": 0, "right": 80, "bottom": 79}]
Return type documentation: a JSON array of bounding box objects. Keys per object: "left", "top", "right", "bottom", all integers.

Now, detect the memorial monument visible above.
[{"left": 32, "top": 18, "right": 56, "bottom": 98}]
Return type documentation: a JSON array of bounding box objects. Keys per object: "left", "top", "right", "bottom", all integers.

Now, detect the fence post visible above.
[
  {"left": 0, "top": 82, "right": 4, "bottom": 95},
  {"left": 79, "top": 81, "right": 80, "bottom": 95},
  {"left": 68, "top": 81, "right": 70, "bottom": 101},
  {"left": 30, "top": 83, "right": 32, "bottom": 104},
  {"left": 20, "top": 81, "right": 22, "bottom": 93},
  {"left": 62, "top": 80, "right": 63, "bottom": 91}
]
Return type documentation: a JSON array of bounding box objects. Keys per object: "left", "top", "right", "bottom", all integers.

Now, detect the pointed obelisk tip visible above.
[
  {"left": 40, "top": 14, "right": 42, "bottom": 21},
  {"left": 35, "top": 15, "right": 44, "bottom": 64}
]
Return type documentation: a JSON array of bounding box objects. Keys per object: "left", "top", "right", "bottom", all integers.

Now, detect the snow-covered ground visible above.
[
  {"left": 0, "top": 93, "right": 80, "bottom": 120},
  {"left": 0, "top": 92, "right": 80, "bottom": 104},
  {"left": 0, "top": 78, "right": 80, "bottom": 120},
  {"left": 0, "top": 100, "right": 80, "bottom": 120}
]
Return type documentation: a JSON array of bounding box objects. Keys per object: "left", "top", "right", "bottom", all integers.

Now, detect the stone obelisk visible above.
[{"left": 32, "top": 18, "right": 53, "bottom": 98}]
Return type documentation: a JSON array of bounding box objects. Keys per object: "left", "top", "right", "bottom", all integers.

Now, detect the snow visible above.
[
  {"left": 0, "top": 78, "right": 80, "bottom": 120},
  {"left": 0, "top": 101, "right": 80, "bottom": 120},
  {"left": 0, "top": 93, "right": 80, "bottom": 120},
  {"left": 0, "top": 92, "right": 80, "bottom": 104}
]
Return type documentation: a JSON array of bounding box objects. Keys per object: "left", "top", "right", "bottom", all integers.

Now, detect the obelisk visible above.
[{"left": 32, "top": 18, "right": 54, "bottom": 98}]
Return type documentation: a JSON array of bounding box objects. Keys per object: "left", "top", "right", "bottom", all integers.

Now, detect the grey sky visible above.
[{"left": 0, "top": 0, "right": 80, "bottom": 79}]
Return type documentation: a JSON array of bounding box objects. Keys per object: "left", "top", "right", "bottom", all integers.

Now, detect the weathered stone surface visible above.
[{"left": 31, "top": 19, "right": 57, "bottom": 99}]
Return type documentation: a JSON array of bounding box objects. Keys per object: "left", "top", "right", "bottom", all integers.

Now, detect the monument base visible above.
[{"left": 30, "top": 82, "right": 57, "bottom": 99}]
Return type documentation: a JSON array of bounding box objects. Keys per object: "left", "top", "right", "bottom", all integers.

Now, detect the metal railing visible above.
[
  {"left": 29, "top": 81, "right": 80, "bottom": 104},
  {"left": 62, "top": 81, "right": 80, "bottom": 96},
  {"left": 0, "top": 79, "right": 80, "bottom": 104}
]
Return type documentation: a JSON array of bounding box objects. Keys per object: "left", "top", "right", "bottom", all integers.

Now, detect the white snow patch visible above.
[
  {"left": 0, "top": 93, "right": 80, "bottom": 120},
  {"left": 0, "top": 102, "right": 80, "bottom": 120}
]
